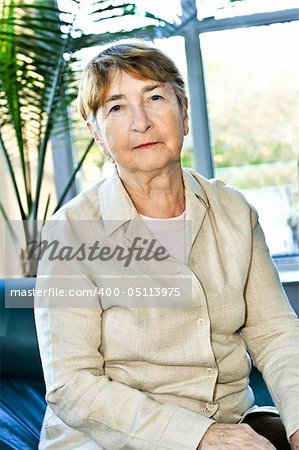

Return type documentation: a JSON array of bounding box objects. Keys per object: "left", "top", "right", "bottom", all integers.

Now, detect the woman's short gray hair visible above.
[{"left": 78, "top": 38, "right": 187, "bottom": 122}]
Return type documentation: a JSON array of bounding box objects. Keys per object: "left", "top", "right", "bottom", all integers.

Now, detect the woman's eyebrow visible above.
[
  {"left": 105, "top": 94, "right": 124, "bottom": 105},
  {"left": 142, "top": 83, "right": 165, "bottom": 93}
]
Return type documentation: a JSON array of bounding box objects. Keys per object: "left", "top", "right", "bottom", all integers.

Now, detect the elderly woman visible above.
[{"left": 35, "top": 40, "right": 299, "bottom": 450}]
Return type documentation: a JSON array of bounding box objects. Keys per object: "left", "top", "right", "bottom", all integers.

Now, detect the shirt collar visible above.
[
  {"left": 182, "top": 168, "right": 209, "bottom": 208},
  {"left": 98, "top": 166, "right": 209, "bottom": 237}
]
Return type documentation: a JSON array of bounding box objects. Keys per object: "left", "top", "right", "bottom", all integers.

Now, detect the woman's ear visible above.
[
  {"left": 86, "top": 121, "right": 111, "bottom": 159},
  {"left": 87, "top": 121, "right": 104, "bottom": 147},
  {"left": 183, "top": 97, "right": 189, "bottom": 136},
  {"left": 87, "top": 122, "right": 101, "bottom": 142}
]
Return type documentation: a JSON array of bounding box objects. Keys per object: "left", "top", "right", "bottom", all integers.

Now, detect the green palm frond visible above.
[{"left": 0, "top": 0, "right": 163, "bottom": 274}]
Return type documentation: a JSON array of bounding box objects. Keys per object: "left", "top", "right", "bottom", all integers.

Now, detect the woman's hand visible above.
[
  {"left": 290, "top": 429, "right": 299, "bottom": 449},
  {"left": 197, "top": 423, "right": 276, "bottom": 449}
]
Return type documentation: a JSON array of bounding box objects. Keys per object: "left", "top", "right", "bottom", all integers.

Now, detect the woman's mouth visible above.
[{"left": 133, "top": 142, "right": 160, "bottom": 150}]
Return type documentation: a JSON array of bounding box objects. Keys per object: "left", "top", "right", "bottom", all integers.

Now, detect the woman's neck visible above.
[{"left": 117, "top": 164, "right": 185, "bottom": 218}]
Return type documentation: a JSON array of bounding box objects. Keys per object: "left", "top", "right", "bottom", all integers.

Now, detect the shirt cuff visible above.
[{"left": 158, "top": 406, "right": 215, "bottom": 450}]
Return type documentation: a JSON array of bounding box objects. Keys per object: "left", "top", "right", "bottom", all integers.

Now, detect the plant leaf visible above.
[{"left": 54, "top": 138, "right": 94, "bottom": 213}]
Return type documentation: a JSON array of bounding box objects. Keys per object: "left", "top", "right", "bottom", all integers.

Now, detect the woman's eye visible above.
[
  {"left": 109, "top": 104, "right": 122, "bottom": 113},
  {"left": 151, "top": 95, "right": 163, "bottom": 101}
]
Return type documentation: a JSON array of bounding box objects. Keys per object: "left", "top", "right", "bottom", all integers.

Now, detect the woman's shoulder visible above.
[
  {"left": 183, "top": 167, "right": 257, "bottom": 225},
  {"left": 184, "top": 168, "right": 248, "bottom": 203},
  {"left": 42, "top": 178, "right": 110, "bottom": 240},
  {"left": 50, "top": 179, "right": 107, "bottom": 222}
]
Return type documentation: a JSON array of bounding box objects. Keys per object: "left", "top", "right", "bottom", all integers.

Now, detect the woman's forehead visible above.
[{"left": 101, "top": 70, "right": 170, "bottom": 102}]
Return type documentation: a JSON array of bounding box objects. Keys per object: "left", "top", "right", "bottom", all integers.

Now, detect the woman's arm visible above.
[
  {"left": 34, "top": 221, "right": 214, "bottom": 450},
  {"left": 241, "top": 209, "right": 299, "bottom": 440}
]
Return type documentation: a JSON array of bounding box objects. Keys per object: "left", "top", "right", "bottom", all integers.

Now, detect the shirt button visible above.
[
  {"left": 205, "top": 402, "right": 217, "bottom": 412},
  {"left": 197, "top": 318, "right": 206, "bottom": 327},
  {"left": 205, "top": 368, "right": 215, "bottom": 377}
]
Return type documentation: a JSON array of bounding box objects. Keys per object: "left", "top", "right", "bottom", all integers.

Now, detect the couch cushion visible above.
[{"left": 0, "top": 378, "right": 46, "bottom": 450}]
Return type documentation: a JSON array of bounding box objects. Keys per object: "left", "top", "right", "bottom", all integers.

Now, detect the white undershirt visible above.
[{"left": 140, "top": 211, "right": 190, "bottom": 264}]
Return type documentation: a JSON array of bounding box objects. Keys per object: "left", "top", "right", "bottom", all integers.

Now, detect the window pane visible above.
[
  {"left": 58, "top": 0, "right": 182, "bottom": 35},
  {"left": 154, "top": 36, "right": 195, "bottom": 168},
  {"left": 201, "top": 22, "right": 299, "bottom": 255},
  {"left": 196, "top": 0, "right": 298, "bottom": 20}
]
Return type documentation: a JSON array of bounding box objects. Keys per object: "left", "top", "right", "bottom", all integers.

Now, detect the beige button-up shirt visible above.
[{"left": 35, "top": 168, "right": 299, "bottom": 449}]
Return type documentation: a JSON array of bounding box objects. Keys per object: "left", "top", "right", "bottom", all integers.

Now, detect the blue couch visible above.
[
  {"left": 0, "top": 279, "right": 46, "bottom": 450},
  {"left": 0, "top": 278, "right": 274, "bottom": 450}
]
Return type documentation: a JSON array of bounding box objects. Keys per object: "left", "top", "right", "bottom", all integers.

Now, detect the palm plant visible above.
[{"left": 0, "top": 0, "right": 164, "bottom": 276}]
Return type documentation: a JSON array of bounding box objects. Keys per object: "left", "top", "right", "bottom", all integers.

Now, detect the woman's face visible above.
[{"left": 93, "top": 70, "right": 189, "bottom": 175}]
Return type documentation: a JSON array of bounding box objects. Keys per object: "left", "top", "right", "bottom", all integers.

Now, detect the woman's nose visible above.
[{"left": 131, "top": 105, "right": 152, "bottom": 133}]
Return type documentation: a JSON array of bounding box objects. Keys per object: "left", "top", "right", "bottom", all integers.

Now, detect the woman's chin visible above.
[{"left": 133, "top": 152, "right": 179, "bottom": 172}]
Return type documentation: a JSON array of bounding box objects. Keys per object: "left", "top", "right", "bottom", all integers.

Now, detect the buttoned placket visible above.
[{"left": 192, "top": 270, "right": 219, "bottom": 417}]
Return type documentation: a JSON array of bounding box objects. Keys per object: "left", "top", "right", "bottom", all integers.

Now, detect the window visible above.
[
  {"left": 66, "top": 1, "right": 298, "bottom": 259},
  {"left": 200, "top": 21, "right": 298, "bottom": 255},
  {"left": 196, "top": 0, "right": 298, "bottom": 20}
]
